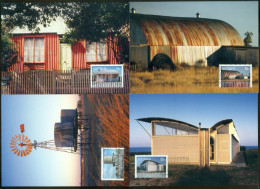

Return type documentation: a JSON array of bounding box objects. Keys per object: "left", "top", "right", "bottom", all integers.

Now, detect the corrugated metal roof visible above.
[
  {"left": 10, "top": 17, "right": 69, "bottom": 35},
  {"left": 137, "top": 117, "right": 198, "bottom": 130},
  {"left": 210, "top": 119, "right": 233, "bottom": 130},
  {"left": 131, "top": 14, "right": 244, "bottom": 46}
]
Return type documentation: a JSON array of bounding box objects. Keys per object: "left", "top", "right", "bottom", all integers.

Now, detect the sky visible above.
[
  {"left": 130, "top": 1, "right": 259, "bottom": 47},
  {"left": 1, "top": 95, "right": 81, "bottom": 187},
  {"left": 136, "top": 156, "right": 167, "bottom": 167},
  {"left": 130, "top": 93, "right": 258, "bottom": 147},
  {"left": 221, "top": 65, "right": 251, "bottom": 75}
]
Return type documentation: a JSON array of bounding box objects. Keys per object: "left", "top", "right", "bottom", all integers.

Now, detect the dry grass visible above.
[
  {"left": 130, "top": 66, "right": 259, "bottom": 93},
  {"left": 81, "top": 94, "right": 129, "bottom": 187}
]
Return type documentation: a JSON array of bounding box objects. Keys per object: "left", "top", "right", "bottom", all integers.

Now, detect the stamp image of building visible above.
[
  {"left": 140, "top": 160, "right": 164, "bottom": 172},
  {"left": 130, "top": 11, "right": 259, "bottom": 70},
  {"left": 221, "top": 70, "right": 242, "bottom": 79},
  {"left": 137, "top": 118, "right": 240, "bottom": 166},
  {"left": 93, "top": 70, "right": 120, "bottom": 82}
]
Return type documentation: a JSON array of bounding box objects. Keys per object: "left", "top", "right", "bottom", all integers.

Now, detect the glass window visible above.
[
  {"left": 86, "top": 40, "right": 107, "bottom": 62},
  {"left": 24, "top": 37, "right": 44, "bottom": 63}
]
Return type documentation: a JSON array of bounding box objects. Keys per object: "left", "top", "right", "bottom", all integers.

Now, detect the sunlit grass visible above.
[{"left": 130, "top": 66, "right": 259, "bottom": 93}]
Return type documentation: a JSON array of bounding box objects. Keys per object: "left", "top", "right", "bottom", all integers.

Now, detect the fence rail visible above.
[{"left": 1, "top": 70, "right": 129, "bottom": 94}]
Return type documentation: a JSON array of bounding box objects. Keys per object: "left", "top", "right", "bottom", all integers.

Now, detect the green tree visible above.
[
  {"left": 243, "top": 31, "right": 253, "bottom": 47},
  {"left": 62, "top": 2, "right": 129, "bottom": 64}
]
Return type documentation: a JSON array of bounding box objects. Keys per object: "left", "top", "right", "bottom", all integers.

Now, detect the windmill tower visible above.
[{"left": 10, "top": 109, "right": 90, "bottom": 157}]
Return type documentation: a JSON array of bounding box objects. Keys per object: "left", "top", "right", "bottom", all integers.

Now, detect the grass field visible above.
[
  {"left": 130, "top": 66, "right": 259, "bottom": 93},
  {"left": 130, "top": 149, "right": 258, "bottom": 186}
]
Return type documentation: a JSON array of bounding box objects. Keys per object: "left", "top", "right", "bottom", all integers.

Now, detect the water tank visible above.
[
  {"left": 54, "top": 122, "right": 74, "bottom": 147},
  {"left": 61, "top": 109, "right": 77, "bottom": 123},
  {"left": 104, "top": 155, "right": 114, "bottom": 164}
]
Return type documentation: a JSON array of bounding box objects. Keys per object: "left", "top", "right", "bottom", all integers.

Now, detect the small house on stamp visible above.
[
  {"left": 130, "top": 11, "right": 259, "bottom": 70},
  {"left": 93, "top": 69, "right": 120, "bottom": 82},
  {"left": 140, "top": 160, "right": 164, "bottom": 172},
  {"left": 9, "top": 18, "right": 120, "bottom": 72},
  {"left": 137, "top": 118, "right": 240, "bottom": 166}
]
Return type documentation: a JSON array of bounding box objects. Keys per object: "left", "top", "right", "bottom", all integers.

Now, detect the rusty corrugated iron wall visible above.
[
  {"left": 71, "top": 37, "right": 120, "bottom": 70},
  {"left": 9, "top": 34, "right": 59, "bottom": 72},
  {"left": 131, "top": 14, "right": 244, "bottom": 46}
]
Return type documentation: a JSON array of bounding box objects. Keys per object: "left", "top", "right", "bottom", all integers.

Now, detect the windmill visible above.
[{"left": 10, "top": 109, "right": 90, "bottom": 157}]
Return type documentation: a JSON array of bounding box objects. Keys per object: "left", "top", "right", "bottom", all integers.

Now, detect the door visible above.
[{"left": 60, "top": 44, "right": 72, "bottom": 71}]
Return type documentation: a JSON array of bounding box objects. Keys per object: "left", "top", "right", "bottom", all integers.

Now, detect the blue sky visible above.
[
  {"left": 1, "top": 95, "right": 81, "bottom": 186},
  {"left": 136, "top": 156, "right": 167, "bottom": 167},
  {"left": 130, "top": 1, "right": 258, "bottom": 47},
  {"left": 130, "top": 93, "right": 258, "bottom": 147},
  {"left": 91, "top": 65, "right": 123, "bottom": 77},
  {"left": 221, "top": 65, "right": 251, "bottom": 75}
]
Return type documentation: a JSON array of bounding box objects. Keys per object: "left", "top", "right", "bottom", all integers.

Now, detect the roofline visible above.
[
  {"left": 210, "top": 119, "right": 233, "bottom": 131},
  {"left": 140, "top": 159, "right": 162, "bottom": 165},
  {"left": 130, "top": 13, "right": 224, "bottom": 23},
  {"left": 136, "top": 117, "right": 198, "bottom": 130}
]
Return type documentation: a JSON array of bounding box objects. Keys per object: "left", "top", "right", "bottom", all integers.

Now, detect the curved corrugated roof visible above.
[
  {"left": 131, "top": 14, "right": 244, "bottom": 46},
  {"left": 211, "top": 119, "right": 233, "bottom": 130},
  {"left": 137, "top": 117, "right": 198, "bottom": 130}
]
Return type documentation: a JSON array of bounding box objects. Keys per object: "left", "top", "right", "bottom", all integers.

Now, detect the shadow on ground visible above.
[{"left": 172, "top": 166, "right": 231, "bottom": 186}]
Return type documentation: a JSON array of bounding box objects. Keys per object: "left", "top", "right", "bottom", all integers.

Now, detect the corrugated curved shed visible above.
[{"left": 131, "top": 14, "right": 244, "bottom": 46}]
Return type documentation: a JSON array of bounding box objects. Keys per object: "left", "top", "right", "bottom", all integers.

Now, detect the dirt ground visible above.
[{"left": 81, "top": 94, "right": 129, "bottom": 186}]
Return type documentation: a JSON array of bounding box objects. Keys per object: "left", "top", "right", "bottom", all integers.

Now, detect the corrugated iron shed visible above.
[{"left": 131, "top": 14, "right": 244, "bottom": 46}]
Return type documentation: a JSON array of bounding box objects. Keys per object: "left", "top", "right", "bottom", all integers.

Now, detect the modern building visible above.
[{"left": 137, "top": 117, "right": 240, "bottom": 166}]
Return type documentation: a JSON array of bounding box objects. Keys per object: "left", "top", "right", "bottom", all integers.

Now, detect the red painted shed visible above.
[{"left": 9, "top": 17, "right": 120, "bottom": 72}]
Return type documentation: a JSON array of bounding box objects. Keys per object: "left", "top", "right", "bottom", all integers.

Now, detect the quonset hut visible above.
[
  {"left": 130, "top": 12, "right": 258, "bottom": 70},
  {"left": 137, "top": 118, "right": 240, "bottom": 166}
]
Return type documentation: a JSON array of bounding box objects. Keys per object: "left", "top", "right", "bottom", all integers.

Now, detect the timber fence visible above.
[{"left": 1, "top": 69, "right": 129, "bottom": 94}]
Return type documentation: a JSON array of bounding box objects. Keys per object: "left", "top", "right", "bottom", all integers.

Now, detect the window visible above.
[
  {"left": 24, "top": 37, "right": 44, "bottom": 63},
  {"left": 86, "top": 40, "right": 107, "bottom": 62}
]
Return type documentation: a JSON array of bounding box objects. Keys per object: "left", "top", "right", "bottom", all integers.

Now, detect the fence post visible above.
[
  {"left": 52, "top": 70, "right": 56, "bottom": 94},
  {"left": 71, "top": 69, "right": 74, "bottom": 94}
]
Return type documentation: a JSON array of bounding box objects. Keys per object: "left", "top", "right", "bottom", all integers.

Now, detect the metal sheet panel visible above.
[{"left": 131, "top": 14, "right": 244, "bottom": 46}]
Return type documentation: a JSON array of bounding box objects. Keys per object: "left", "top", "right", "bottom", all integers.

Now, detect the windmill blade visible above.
[
  {"left": 17, "top": 150, "right": 21, "bottom": 156},
  {"left": 15, "top": 135, "right": 19, "bottom": 140},
  {"left": 10, "top": 142, "right": 16, "bottom": 146},
  {"left": 22, "top": 134, "right": 24, "bottom": 141},
  {"left": 10, "top": 145, "right": 16, "bottom": 149},
  {"left": 14, "top": 148, "right": 19, "bottom": 155},
  {"left": 10, "top": 139, "right": 16, "bottom": 143},
  {"left": 23, "top": 150, "right": 28, "bottom": 156},
  {"left": 24, "top": 136, "right": 28, "bottom": 142},
  {"left": 18, "top": 134, "right": 21, "bottom": 141},
  {"left": 25, "top": 148, "right": 32, "bottom": 154},
  {"left": 11, "top": 148, "right": 17, "bottom": 152},
  {"left": 12, "top": 137, "right": 17, "bottom": 141},
  {"left": 21, "top": 151, "right": 24, "bottom": 157}
]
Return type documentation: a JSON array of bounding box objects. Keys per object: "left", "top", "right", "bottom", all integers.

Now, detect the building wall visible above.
[
  {"left": 232, "top": 135, "right": 240, "bottom": 160},
  {"left": 216, "top": 134, "right": 231, "bottom": 163},
  {"left": 152, "top": 135, "right": 199, "bottom": 164},
  {"left": 147, "top": 161, "right": 158, "bottom": 172},
  {"left": 150, "top": 46, "right": 221, "bottom": 66},
  {"left": 130, "top": 46, "right": 149, "bottom": 70},
  {"left": 10, "top": 34, "right": 59, "bottom": 72}
]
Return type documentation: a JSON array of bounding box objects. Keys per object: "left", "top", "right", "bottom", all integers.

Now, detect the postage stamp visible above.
[
  {"left": 101, "top": 148, "right": 124, "bottom": 181},
  {"left": 135, "top": 155, "right": 168, "bottom": 178},
  {"left": 219, "top": 64, "right": 252, "bottom": 88},
  {"left": 91, "top": 65, "right": 124, "bottom": 88}
]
